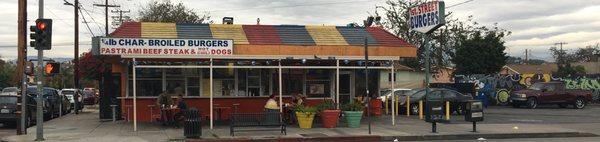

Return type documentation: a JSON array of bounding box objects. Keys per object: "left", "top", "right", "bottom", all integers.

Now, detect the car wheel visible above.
[
  {"left": 512, "top": 103, "right": 520, "bottom": 108},
  {"left": 527, "top": 98, "right": 537, "bottom": 109},
  {"left": 410, "top": 104, "right": 419, "bottom": 115},
  {"left": 574, "top": 97, "right": 586, "bottom": 109},
  {"left": 558, "top": 103, "right": 568, "bottom": 108}
]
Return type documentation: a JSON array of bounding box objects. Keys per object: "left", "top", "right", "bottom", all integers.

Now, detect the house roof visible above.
[
  {"left": 503, "top": 64, "right": 558, "bottom": 74},
  {"left": 110, "top": 22, "right": 414, "bottom": 47}
]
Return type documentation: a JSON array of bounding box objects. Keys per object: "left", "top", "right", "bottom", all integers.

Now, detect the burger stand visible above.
[{"left": 92, "top": 22, "right": 416, "bottom": 131}]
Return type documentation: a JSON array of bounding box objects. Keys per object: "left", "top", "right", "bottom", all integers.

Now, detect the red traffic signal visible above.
[
  {"left": 44, "top": 62, "right": 60, "bottom": 76},
  {"left": 36, "top": 21, "right": 47, "bottom": 31},
  {"left": 31, "top": 19, "right": 52, "bottom": 50}
]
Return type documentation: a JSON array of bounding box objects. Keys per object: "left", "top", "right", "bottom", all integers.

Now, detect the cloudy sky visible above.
[{"left": 1, "top": 0, "right": 599, "bottom": 61}]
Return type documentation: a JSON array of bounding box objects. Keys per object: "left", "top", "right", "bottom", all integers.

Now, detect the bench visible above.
[{"left": 230, "top": 112, "right": 286, "bottom": 136}]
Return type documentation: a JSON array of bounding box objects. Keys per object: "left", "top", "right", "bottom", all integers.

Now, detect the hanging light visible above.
[
  {"left": 302, "top": 58, "right": 307, "bottom": 64},
  {"left": 343, "top": 59, "right": 350, "bottom": 64},
  {"left": 251, "top": 61, "right": 256, "bottom": 65}
]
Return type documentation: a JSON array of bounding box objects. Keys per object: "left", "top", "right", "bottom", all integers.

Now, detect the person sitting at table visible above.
[
  {"left": 156, "top": 90, "right": 174, "bottom": 125},
  {"left": 264, "top": 94, "right": 279, "bottom": 112},
  {"left": 174, "top": 94, "right": 187, "bottom": 127}
]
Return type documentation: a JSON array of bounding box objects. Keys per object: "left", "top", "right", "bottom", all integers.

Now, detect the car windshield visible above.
[
  {"left": 1, "top": 87, "right": 18, "bottom": 93},
  {"left": 0, "top": 96, "right": 17, "bottom": 104},
  {"left": 380, "top": 90, "right": 392, "bottom": 96},
  {"left": 62, "top": 90, "right": 75, "bottom": 95},
  {"left": 409, "top": 89, "right": 427, "bottom": 99},
  {"left": 528, "top": 83, "right": 545, "bottom": 90}
]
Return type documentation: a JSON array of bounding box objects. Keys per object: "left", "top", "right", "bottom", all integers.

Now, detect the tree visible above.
[
  {"left": 549, "top": 45, "right": 595, "bottom": 76},
  {"left": 452, "top": 31, "right": 508, "bottom": 75},
  {"left": 375, "top": 0, "right": 510, "bottom": 74},
  {"left": 0, "top": 56, "right": 17, "bottom": 88},
  {"left": 138, "top": 0, "right": 211, "bottom": 23}
]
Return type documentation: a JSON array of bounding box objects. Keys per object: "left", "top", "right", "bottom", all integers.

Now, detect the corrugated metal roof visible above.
[
  {"left": 274, "top": 25, "right": 316, "bottom": 46},
  {"left": 176, "top": 24, "right": 213, "bottom": 39},
  {"left": 141, "top": 23, "right": 177, "bottom": 38},
  {"left": 242, "top": 25, "right": 282, "bottom": 45},
  {"left": 110, "top": 22, "right": 140, "bottom": 37},
  {"left": 209, "top": 24, "right": 249, "bottom": 44},
  {"left": 336, "top": 26, "right": 378, "bottom": 46},
  {"left": 366, "top": 27, "right": 411, "bottom": 47},
  {"left": 305, "top": 26, "right": 348, "bottom": 45}
]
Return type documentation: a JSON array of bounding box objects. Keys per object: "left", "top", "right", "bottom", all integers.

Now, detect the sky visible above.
[{"left": 0, "top": 0, "right": 599, "bottom": 62}]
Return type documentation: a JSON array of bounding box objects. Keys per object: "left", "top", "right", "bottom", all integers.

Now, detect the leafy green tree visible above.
[
  {"left": 0, "top": 56, "right": 17, "bottom": 88},
  {"left": 138, "top": 0, "right": 211, "bottom": 23},
  {"left": 451, "top": 31, "right": 508, "bottom": 75}
]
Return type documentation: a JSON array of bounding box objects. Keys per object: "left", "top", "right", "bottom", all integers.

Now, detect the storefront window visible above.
[
  {"left": 128, "top": 80, "right": 162, "bottom": 96},
  {"left": 305, "top": 69, "right": 331, "bottom": 98}
]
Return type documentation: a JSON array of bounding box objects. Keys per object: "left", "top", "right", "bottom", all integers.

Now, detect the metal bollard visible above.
[
  {"left": 419, "top": 100, "right": 423, "bottom": 120},
  {"left": 385, "top": 96, "right": 389, "bottom": 114},
  {"left": 406, "top": 95, "right": 410, "bottom": 116},
  {"left": 445, "top": 101, "right": 450, "bottom": 120},
  {"left": 395, "top": 96, "right": 399, "bottom": 115},
  {"left": 110, "top": 105, "right": 117, "bottom": 122}
]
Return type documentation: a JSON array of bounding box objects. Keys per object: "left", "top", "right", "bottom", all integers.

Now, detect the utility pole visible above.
[
  {"left": 94, "top": 0, "right": 119, "bottom": 35},
  {"left": 36, "top": 0, "right": 44, "bottom": 140},
  {"left": 525, "top": 49, "right": 528, "bottom": 64},
  {"left": 555, "top": 42, "right": 568, "bottom": 65},
  {"left": 64, "top": 0, "right": 81, "bottom": 114},
  {"left": 111, "top": 9, "right": 130, "bottom": 29},
  {"left": 16, "top": 0, "right": 27, "bottom": 135}
]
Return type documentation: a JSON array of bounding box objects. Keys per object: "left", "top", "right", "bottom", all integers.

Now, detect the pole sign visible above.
[
  {"left": 99, "top": 38, "right": 233, "bottom": 56},
  {"left": 409, "top": 1, "right": 445, "bottom": 33}
]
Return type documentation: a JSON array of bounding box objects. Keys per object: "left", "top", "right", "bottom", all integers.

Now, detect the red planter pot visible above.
[
  {"left": 320, "top": 109, "right": 341, "bottom": 128},
  {"left": 370, "top": 99, "right": 382, "bottom": 116}
]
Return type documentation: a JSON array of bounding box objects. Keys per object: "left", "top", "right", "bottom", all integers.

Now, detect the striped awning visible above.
[{"left": 110, "top": 22, "right": 414, "bottom": 47}]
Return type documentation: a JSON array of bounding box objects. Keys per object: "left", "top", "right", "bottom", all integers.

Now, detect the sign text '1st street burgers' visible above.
[
  {"left": 99, "top": 38, "right": 233, "bottom": 56},
  {"left": 409, "top": 1, "right": 445, "bottom": 33}
]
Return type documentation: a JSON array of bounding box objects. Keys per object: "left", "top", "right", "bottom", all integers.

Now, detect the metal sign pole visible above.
[
  {"left": 364, "top": 36, "right": 371, "bottom": 135},
  {"left": 35, "top": 0, "right": 44, "bottom": 140}
]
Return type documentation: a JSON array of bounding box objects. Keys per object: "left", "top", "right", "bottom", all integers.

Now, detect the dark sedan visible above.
[
  {"left": 402, "top": 88, "right": 473, "bottom": 115},
  {"left": 0, "top": 94, "right": 38, "bottom": 127}
]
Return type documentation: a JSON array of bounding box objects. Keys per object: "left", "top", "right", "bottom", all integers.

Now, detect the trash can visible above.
[{"left": 184, "top": 108, "right": 201, "bottom": 138}]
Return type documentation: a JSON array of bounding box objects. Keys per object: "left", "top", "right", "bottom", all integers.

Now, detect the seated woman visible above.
[
  {"left": 174, "top": 94, "right": 187, "bottom": 127},
  {"left": 264, "top": 94, "right": 280, "bottom": 112}
]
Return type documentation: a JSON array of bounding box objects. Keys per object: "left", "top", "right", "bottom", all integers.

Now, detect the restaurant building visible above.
[{"left": 92, "top": 21, "right": 416, "bottom": 130}]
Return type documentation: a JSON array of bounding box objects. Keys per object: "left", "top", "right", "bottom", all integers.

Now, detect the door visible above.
[
  {"left": 538, "top": 83, "right": 558, "bottom": 103},
  {"left": 338, "top": 71, "right": 354, "bottom": 105}
]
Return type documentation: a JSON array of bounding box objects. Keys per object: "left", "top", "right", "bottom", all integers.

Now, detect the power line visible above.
[
  {"left": 208, "top": 0, "right": 377, "bottom": 12},
  {"left": 80, "top": 6, "right": 105, "bottom": 33},
  {"left": 78, "top": 7, "right": 96, "bottom": 37},
  {"left": 446, "top": 0, "right": 475, "bottom": 9}
]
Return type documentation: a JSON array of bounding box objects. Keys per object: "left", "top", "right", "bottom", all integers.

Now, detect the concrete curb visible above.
[
  {"left": 383, "top": 132, "right": 598, "bottom": 141},
  {"left": 186, "top": 132, "right": 598, "bottom": 142}
]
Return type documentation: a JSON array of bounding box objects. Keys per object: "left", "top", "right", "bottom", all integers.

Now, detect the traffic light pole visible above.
[{"left": 35, "top": 0, "right": 44, "bottom": 140}]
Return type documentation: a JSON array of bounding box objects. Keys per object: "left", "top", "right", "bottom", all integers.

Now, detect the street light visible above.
[{"left": 362, "top": 15, "right": 380, "bottom": 135}]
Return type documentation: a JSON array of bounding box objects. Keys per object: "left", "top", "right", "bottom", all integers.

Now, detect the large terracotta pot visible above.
[{"left": 320, "top": 109, "right": 341, "bottom": 128}]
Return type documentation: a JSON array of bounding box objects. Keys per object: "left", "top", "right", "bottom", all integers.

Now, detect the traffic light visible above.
[
  {"left": 44, "top": 62, "right": 60, "bottom": 76},
  {"left": 29, "top": 19, "right": 52, "bottom": 50}
]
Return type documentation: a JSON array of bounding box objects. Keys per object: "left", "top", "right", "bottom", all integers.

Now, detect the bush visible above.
[
  {"left": 294, "top": 105, "right": 317, "bottom": 114},
  {"left": 342, "top": 101, "right": 365, "bottom": 111}
]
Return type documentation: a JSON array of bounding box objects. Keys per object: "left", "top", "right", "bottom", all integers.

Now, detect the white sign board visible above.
[
  {"left": 409, "top": 1, "right": 445, "bottom": 33},
  {"left": 99, "top": 38, "right": 233, "bottom": 56}
]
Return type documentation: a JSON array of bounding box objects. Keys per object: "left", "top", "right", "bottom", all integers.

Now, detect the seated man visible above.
[{"left": 156, "top": 90, "right": 173, "bottom": 125}]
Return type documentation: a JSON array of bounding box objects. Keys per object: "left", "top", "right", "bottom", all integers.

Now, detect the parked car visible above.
[
  {"left": 510, "top": 82, "right": 594, "bottom": 109},
  {"left": 60, "top": 89, "right": 83, "bottom": 111},
  {"left": 1, "top": 87, "right": 19, "bottom": 96},
  {"left": 82, "top": 90, "right": 97, "bottom": 105},
  {"left": 401, "top": 88, "right": 473, "bottom": 115},
  {"left": 378, "top": 88, "right": 412, "bottom": 109},
  {"left": 0, "top": 92, "right": 39, "bottom": 127},
  {"left": 26, "top": 87, "right": 62, "bottom": 119}
]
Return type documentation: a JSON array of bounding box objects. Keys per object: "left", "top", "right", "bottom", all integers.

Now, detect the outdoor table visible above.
[{"left": 160, "top": 107, "right": 180, "bottom": 126}]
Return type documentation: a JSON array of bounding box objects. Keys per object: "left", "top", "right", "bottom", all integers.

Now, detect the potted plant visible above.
[
  {"left": 295, "top": 105, "right": 317, "bottom": 129},
  {"left": 342, "top": 101, "right": 365, "bottom": 128},
  {"left": 316, "top": 100, "right": 341, "bottom": 128}
]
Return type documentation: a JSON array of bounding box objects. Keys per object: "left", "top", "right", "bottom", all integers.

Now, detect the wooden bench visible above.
[{"left": 230, "top": 112, "right": 286, "bottom": 136}]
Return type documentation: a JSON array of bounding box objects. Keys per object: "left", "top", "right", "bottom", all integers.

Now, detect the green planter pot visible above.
[{"left": 343, "top": 111, "right": 363, "bottom": 128}]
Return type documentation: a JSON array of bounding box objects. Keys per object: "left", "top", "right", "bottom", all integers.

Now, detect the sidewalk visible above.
[{"left": 2, "top": 108, "right": 597, "bottom": 142}]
